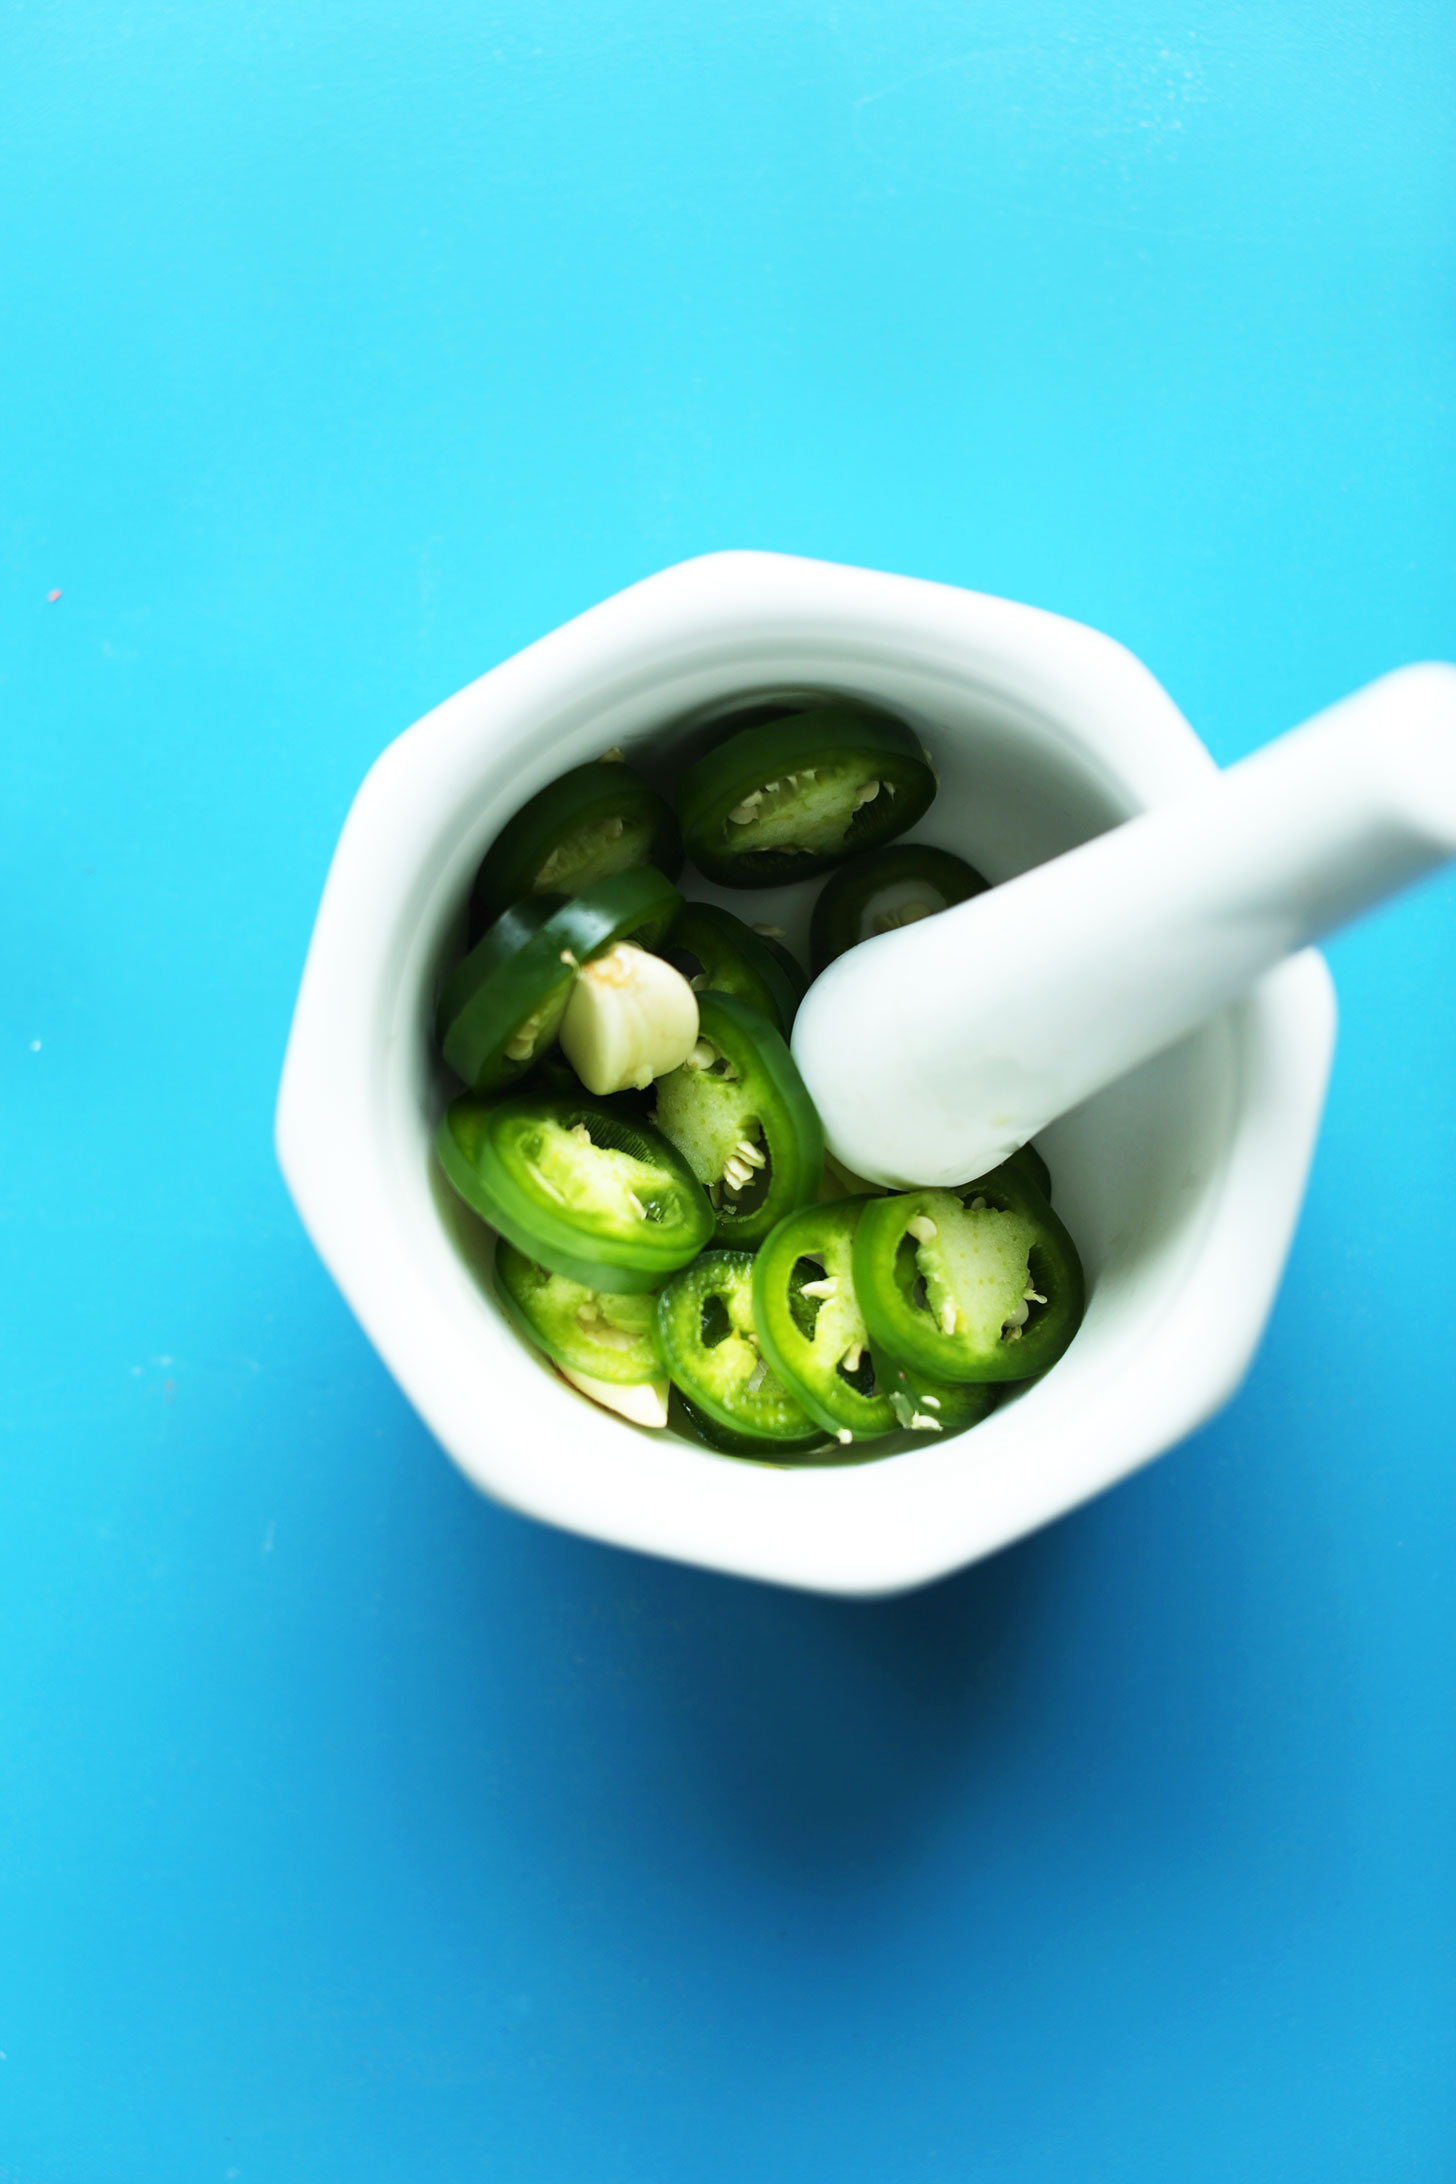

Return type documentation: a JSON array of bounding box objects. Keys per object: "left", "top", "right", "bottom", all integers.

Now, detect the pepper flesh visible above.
[
  {"left": 663, "top": 900, "right": 806, "bottom": 1038},
  {"left": 751, "top": 1197, "right": 895, "bottom": 1441},
  {"left": 652, "top": 991, "right": 823, "bottom": 1248},
  {"left": 676, "top": 704, "right": 937, "bottom": 886},
  {"left": 853, "top": 1164, "right": 1084, "bottom": 1383},
  {"left": 469, "top": 759, "right": 682, "bottom": 936},
  {"left": 437, "top": 1092, "right": 713, "bottom": 1293},
  {"left": 494, "top": 1239, "right": 663, "bottom": 1385},
  {"left": 809, "top": 842, "right": 988, "bottom": 974},
  {"left": 656, "top": 1251, "right": 824, "bottom": 1449}
]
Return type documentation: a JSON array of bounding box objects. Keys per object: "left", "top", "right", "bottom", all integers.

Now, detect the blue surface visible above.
[{"left": 3, "top": 3, "right": 1454, "bottom": 2176}]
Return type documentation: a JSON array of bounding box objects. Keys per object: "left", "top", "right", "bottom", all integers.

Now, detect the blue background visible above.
[{"left": 3, "top": 3, "right": 1454, "bottom": 2176}]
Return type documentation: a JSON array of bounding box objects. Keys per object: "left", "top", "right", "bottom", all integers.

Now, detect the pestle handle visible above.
[{"left": 792, "top": 662, "right": 1456, "bottom": 1189}]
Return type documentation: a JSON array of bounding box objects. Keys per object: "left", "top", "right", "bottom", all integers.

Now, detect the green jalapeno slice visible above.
[
  {"left": 753, "top": 925, "right": 809, "bottom": 999},
  {"left": 853, "top": 1164, "right": 1084, "bottom": 1384},
  {"left": 662, "top": 902, "right": 807, "bottom": 1039},
  {"left": 652, "top": 991, "right": 823, "bottom": 1248},
  {"left": 494, "top": 1239, "right": 663, "bottom": 1385},
  {"left": 751, "top": 1198, "right": 895, "bottom": 1443},
  {"left": 869, "top": 1343, "right": 999, "bottom": 1437},
  {"left": 438, "top": 865, "right": 681, "bottom": 1092},
  {"left": 656, "top": 1251, "right": 825, "bottom": 1450},
  {"left": 676, "top": 704, "right": 937, "bottom": 886},
  {"left": 671, "top": 1390, "right": 831, "bottom": 1461},
  {"left": 1003, "top": 1142, "right": 1053, "bottom": 1203},
  {"left": 468, "top": 758, "right": 683, "bottom": 938},
  {"left": 809, "top": 843, "right": 988, "bottom": 974},
  {"left": 437, "top": 1091, "right": 712, "bottom": 1293}
]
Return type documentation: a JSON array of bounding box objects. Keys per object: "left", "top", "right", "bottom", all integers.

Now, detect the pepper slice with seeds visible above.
[
  {"left": 656, "top": 1252, "right": 826, "bottom": 1452},
  {"left": 868, "top": 1342, "right": 1000, "bottom": 1437},
  {"left": 651, "top": 991, "right": 823, "bottom": 1250},
  {"left": 494, "top": 1238, "right": 664, "bottom": 1385},
  {"left": 852, "top": 1164, "right": 1084, "bottom": 1385},
  {"left": 809, "top": 842, "right": 989, "bottom": 974},
  {"left": 662, "top": 901, "right": 807, "bottom": 1038},
  {"left": 437, "top": 1091, "right": 712, "bottom": 1292},
  {"left": 751, "top": 1197, "right": 895, "bottom": 1444},
  {"left": 468, "top": 757, "right": 683, "bottom": 938},
  {"left": 437, "top": 865, "right": 681, "bottom": 1093},
  {"left": 675, "top": 703, "right": 937, "bottom": 886}
]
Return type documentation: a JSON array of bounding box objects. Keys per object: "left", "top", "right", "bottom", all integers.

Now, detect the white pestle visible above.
[{"left": 792, "top": 662, "right": 1456, "bottom": 1190}]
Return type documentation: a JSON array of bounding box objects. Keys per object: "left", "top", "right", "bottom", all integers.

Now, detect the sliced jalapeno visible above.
[
  {"left": 652, "top": 991, "right": 823, "bottom": 1248},
  {"left": 752, "top": 1198, "right": 895, "bottom": 1443},
  {"left": 494, "top": 1238, "right": 662, "bottom": 1385},
  {"left": 676, "top": 703, "right": 937, "bottom": 886},
  {"left": 662, "top": 902, "right": 807, "bottom": 1039},
  {"left": 753, "top": 925, "right": 810, "bottom": 1000},
  {"left": 1004, "top": 1142, "right": 1053, "bottom": 1203},
  {"left": 656, "top": 1251, "right": 824, "bottom": 1450},
  {"left": 809, "top": 843, "right": 988, "bottom": 974},
  {"left": 469, "top": 758, "right": 683, "bottom": 938},
  {"left": 437, "top": 1091, "right": 712, "bottom": 1293},
  {"left": 853, "top": 1164, "right": 1084, "bottom": 1384},
  {"left": 672, "top": 1390, "right": 829, "bottom": 1461},
  {"left": 438, "top": 866, "right": 681, "bottom": 1093},
  {"left": 869, "top": 1343, "right": 999, "bottom": 1437}
]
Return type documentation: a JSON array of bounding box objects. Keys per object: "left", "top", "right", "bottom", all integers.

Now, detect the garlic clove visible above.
[
  {"left": 559, "top": 1367, "right": 670, "bottom": 1428},
  {"left": 559, "top": 942, "right": 699, "bottom": 1096}
]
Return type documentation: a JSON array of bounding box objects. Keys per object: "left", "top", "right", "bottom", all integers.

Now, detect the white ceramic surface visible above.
[
  {"left": 275, "top": 551, "right": 1336, "bottom": 1596},
  {"left": 797, "top": 661, "right": 1456, "bottom": 1188}
]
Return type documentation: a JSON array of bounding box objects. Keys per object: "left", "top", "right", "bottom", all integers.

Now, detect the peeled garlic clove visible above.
[
  {"left": 560, "top": 1367, "right": 670, "bottom": 1429},
  {"left": 559, "top": 941, "right": 699, "bottom": 1095}
]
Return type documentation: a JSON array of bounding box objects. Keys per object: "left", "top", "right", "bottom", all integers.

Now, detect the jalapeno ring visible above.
[
  {"left": 809, "top": 842, "right": 988, "bottom": 974},
  {"left": 494, "top": 1238, "right": 663, "bottom": 1386},
  {"left": 656, "top": 1251, "right": 824, "bottom": 1450},
  {"left": 751, "top": 1197, "right": 895, "bottom": 1442},
  {"left": 469, "top": 758, "right": 683, "bottom": 937},
  {"left": 676, "top": 704, "right": 937, "bottom": 886},
  {"left": 437, "top": 1090, "right": 712, "bottom": 1292},
  {"left": 853, "top": 1164, "right": 1084, "bottom": 1384},
  {"left": 663, "top": 901, "right": 807, "bottom": 1038},
  {"left": 652, "top": 991, "right": 823, "bottom": 1248}
]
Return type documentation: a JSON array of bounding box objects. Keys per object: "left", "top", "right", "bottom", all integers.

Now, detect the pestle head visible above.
[{"left": 791, "top": 907, "right": 1033, "bottom": 1188}]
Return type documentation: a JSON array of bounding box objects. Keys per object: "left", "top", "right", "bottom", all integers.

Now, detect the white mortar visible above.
[{"left": 276, "top": 551, "right": 1334, "bottom": 1595}]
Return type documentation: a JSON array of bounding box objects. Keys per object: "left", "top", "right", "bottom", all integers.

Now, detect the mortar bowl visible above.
[{"left": 276, "top": 551, "right": 1335, "bottom": 1595}]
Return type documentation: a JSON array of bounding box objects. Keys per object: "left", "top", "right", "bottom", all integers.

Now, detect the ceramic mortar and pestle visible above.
[{"left": 276, "top": 552, "right": 1453, "bottom": 1595}]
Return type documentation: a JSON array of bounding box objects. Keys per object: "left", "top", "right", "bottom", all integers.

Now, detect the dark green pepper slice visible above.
[
  {"left": 662, "top": 901, "right": 807, "bottom": 1039},
  {"left": 809, "top": 843, "right": 988, "bottom": 974},
  {"left": 1004, "top": 1142, "right": 1053, "bottom": 1203},
  {"left": 869, "top": 1343, "right": 999, "bottom": 1437},
  {"left": 671, "top": 1390, "right": 831, "bottom": 1461},
  {"left": 753, "top": 926, "right": 810, "bottom": 1000},
  {"left": 752, "top": 1198, "right": 895, "bottom": 1443},
  {"left": 469, "top": 758, "right": 683, "bottom": 938},
  {"left": 438, "top": 865, "right": 681, "bottom": 1092},
  {"left": 436, "top": 892, "right": 568, "bottom": 1090},
  {"left": 494, "top": 1238, "right": 662, "bottom": 1385},
  {"left": 656, "top": 1251, "right": 824, "bottom": 1450},
  {"left": 652, "top": 991, "right": 823, "bottom": 1248},
  {"left": 437, "top": 1091, "right": 712, "bottom": 1293},
  {"left": 676, "top": 704, "right": 937, "bottom": 886},
  {"left": 853, "top": 1164, "right": 1085, "bottom": 1384}
]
